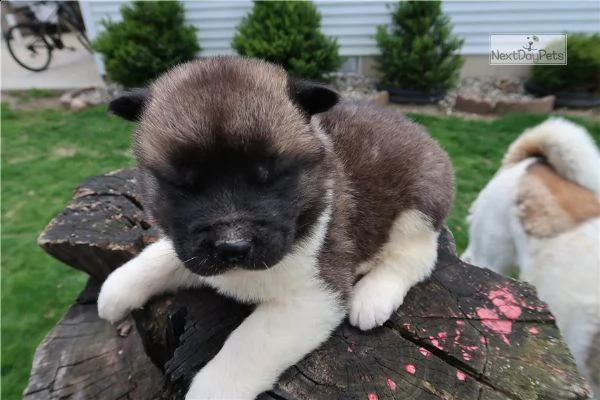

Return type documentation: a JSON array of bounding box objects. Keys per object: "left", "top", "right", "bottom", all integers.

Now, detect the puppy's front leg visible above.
[
  {"left": 98, "top": 238, "right": 200, "bottom": 323},
  {"left": 185, "top": 288, "right": 345, "bottom": 400}
]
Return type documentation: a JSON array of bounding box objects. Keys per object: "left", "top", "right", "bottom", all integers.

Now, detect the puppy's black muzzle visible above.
[{"left": 213, "top": 238, "right": 252, "bottom": 263}]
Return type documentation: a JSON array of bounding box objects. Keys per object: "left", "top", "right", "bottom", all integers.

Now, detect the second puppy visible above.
[{"left": 462, "top": 118, "right": 600, "bottom": 398}]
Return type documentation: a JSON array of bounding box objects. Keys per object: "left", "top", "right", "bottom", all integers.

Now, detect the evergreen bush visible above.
[
  {"left": 232, "top": 1, "right": 342, "bottom": 82},
  {"left": 93, "top": 1, "right": 200, "bottom": 88},
  {"left": 374, "top": 0, "right": 464, "bottom": 92},
  {"left": 530, "top": 33, "right": 600, "bottom": 94}
]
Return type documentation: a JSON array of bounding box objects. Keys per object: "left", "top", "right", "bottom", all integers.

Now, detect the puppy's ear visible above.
[
  {"left": 289, "top": 78, "right": 339, "bottom": 116},
  {"left": 108, "top": 88, "right": 149, "bottom": 122}
]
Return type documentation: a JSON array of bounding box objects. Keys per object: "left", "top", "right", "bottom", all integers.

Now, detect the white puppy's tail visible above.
[{"left": 502, "top": 117, "right": 600, "bottom": 194}]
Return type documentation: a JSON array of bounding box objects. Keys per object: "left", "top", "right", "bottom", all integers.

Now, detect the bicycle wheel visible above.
[{"left": 5, "top": 23, "right": 52, "bottom": 72}]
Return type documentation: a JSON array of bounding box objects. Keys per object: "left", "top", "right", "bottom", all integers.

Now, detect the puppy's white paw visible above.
[
  {"left": 185, "top": 384, "right": 236, "bottom": 400},
  {"left": 185, "top": 367, "right": 254, "bottom": 400},
  {"left": 349, "top": 276, "right": 406, "bottom": 331},
  {"left": 97, "top": 267, "right": 145, "bottom": 323}
]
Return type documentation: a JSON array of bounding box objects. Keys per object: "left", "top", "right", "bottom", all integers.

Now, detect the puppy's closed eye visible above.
[
  {"left": 255, "top": 161, "right": 298, "bottom": 186},
  {"left": 153, "top": 167, "right": 199, "bottom": 192}
]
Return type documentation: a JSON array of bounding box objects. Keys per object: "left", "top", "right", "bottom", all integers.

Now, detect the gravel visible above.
[
  {"left": 63, "top": 74, "right": 536, "bottom": 116},
  {"left": 327, "top": 73, "right": 536, "bottom": 115},
  {"left": 77, "top": 83, "right": 125, "bottom": 105},
  {"left": 440, "top": 77, "right": 536, "bottom": 114},
  {"left": 327, "top": 72, "right": 379, "bottom": 100}
]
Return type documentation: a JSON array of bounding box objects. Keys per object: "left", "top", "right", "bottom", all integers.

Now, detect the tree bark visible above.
[{"left": 25, "top": 168, "right": 593, "bottom": 400}]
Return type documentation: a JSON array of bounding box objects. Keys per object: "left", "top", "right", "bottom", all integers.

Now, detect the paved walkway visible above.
[{"left": 1, "top": 33, "right": 105, "bottom": 90}]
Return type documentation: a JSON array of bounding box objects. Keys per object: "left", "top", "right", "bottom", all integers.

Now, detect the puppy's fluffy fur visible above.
[
  {"left": 461, "top": 117, "right": 600, "bottom": 398},
  {"left": 98, "top": 56, "right": 454, "bottom": 399}
]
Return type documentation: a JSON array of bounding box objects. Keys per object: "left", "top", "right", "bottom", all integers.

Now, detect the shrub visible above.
[
  {"left": 374, "top": 0, "right": 464, "bottom": 92},
  {"left": 93, "top": 1, "right": 200, "bottom": 88},
  {"left": 530, "top": 33, "right": 600, "bottom": 94},
  {"left": 231, "top": 1, "right": 342, "bottom": 82}
]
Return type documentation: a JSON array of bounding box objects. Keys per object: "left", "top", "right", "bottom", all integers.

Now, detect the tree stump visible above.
[{"left": 25, "top": 169, "right": 593, "bottom": 400}]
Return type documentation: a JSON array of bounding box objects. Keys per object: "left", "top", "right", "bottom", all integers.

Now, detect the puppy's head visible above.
[{"left": 109, "top": 56, "right": 339, "bottom": 276}]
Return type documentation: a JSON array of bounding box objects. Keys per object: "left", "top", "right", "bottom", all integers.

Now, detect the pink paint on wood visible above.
[
  {"left": 492, "top": 298, "right": 504, "bottom": 307},
  {"left": 367, "top": 393, "right": 379, "bottom": 400},
  {"left": 347, "top": 346, "right": 354, "bottom": 353},
  {"left": 431, "top": 338, "right": 443, "bottom": 350},
  {"left": 404, "top": 364, "right": 416, "bottom": 375},
  {"left": 528, "top": 327, "right": 539, "bottom": 335},
  {"left": 462, "top": 352, "right": 472, "bottom": 361},
  {"left": 418, "top": 347, "right": 431, "bottom": 357},
  {"left": 517, "top": 293, "right": 549, "bottom": 312},
  {"left": 499, "top": 304, "right": 522, "bottom": 320},
  {"left": 476, "top": 308, "right": 512, "bottom": 334},
  {"left": 403, "top": 323, "right": 412, "bottom": 330},
  {"left": 489, "top": 288, "right": 522, "bottom": 320},
  {"left": 454, "top": 329, "right": 462, "bottom": 345},
  {"left": 387, "top": 378, "right": 397, "bottom": 391},
  {"left": 438, "top": 331, "right": 448, "bottom": 340},
  {"left": 456, "top": 370, "right": 467, "bottom": 381},
  {"left": 477, "top": 307, "right": 513, "bottom": 345},
  {"left": 456, "top": 320, "right": 465, "bottom": 326}
]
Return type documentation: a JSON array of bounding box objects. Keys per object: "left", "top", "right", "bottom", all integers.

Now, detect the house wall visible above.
[{"left": 79, "top": 0, "right": 600, "bottom": 78}]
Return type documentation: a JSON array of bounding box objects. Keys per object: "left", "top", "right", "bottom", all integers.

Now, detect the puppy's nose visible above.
[{"left": 214, "top": 240, "right": 251, "bottom": 257}]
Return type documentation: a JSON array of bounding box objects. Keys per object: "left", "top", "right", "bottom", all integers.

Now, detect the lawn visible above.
[
  {"left": 2, "top": 102, "right": 599, "bottom": 400},
  {"left": 1, "top": 104, "right": 135, "bottom": 399}
]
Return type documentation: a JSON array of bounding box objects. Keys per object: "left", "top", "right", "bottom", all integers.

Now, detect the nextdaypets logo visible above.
[
  {"left": 522, "top": 35, "right": 539, "bottom": 52},
  {"left": 489, "top": 34, "right": 567, "bottom": 65}
]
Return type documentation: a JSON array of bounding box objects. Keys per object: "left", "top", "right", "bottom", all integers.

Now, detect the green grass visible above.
[
  {"left": 1, "top": 104, "right": 135, "bottom": 399},
  {"left": 406, "top": 112, "right": 600, "bottom": 251},
  {"left": 1, "top": 104, "right": 599, "bottom": 400},
  {"left": 3, "top": 89, "right": 61, "bottom": 103}
]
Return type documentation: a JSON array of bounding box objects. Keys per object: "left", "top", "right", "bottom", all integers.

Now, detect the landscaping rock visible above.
[
  {"left": 441, "top": 77, "right": 553, "bottom": 116},
  {"left": 495, "top": 95, "right": 556, "bottom": 115},
  {"left": 369, "top": 90, "right": 389, "bottom": 107},
  {"left": 454, "top": 94, "right": 494, "bottom": 115},
  {"left": 497, "top": 78, "right": 522, "bottom": 94},
  {"left": 328, "top": 72, "right": 380, "bottom": 103},
  {"left": 60, "top": 83, "right": 126, "bottom": 110},
  {"left": 59, "top": 91, "right": 74, "bottom": 108},
  {"left": 70, "top": 98, "right": 89, "bottom": 111}
]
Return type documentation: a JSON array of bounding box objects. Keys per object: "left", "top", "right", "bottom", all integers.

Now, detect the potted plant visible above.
[
  {"left": 231, "top": 0, "right": 342, "bottom": 83},
  {"left": 374, "top": 0, "right": 464, "bottom": 104},
  {"left": 525, "top": 33, "right": 600, "bottom": 109}
]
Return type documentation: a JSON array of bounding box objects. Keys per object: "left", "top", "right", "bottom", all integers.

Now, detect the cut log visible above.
[
  {"left": 26, "top": 169, "right": 593, "bottom": 400},
  {"left": 23, "top": 278, "right": 175, "bottom": 400},
  {"left": 37, "top": 168, "right": 158, "bottom": 281}
]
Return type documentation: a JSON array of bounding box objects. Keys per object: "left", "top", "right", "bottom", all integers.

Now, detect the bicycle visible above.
[{"left": 3, "top": 1, "right": 92, "bottom": 72}]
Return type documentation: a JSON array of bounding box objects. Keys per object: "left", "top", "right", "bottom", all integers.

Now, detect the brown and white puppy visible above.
[
  {"left": 98, "top": 56, "right": 454, "bottom": 399},
  {"left": 461, "top": 118, "right": 600, "bottom": 398}
]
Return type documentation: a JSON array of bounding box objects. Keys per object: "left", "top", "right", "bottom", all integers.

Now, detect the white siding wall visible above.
[{"left": 79, "top": 0, "right": 600, "bottom": 75}]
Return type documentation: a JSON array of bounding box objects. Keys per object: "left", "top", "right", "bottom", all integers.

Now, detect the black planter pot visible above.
[
  {"left": 524, "top": 81, "right": 600, "bottom": 109},
  {"left": 376, "top": 83, "right": 446, "bottom": 105}
]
